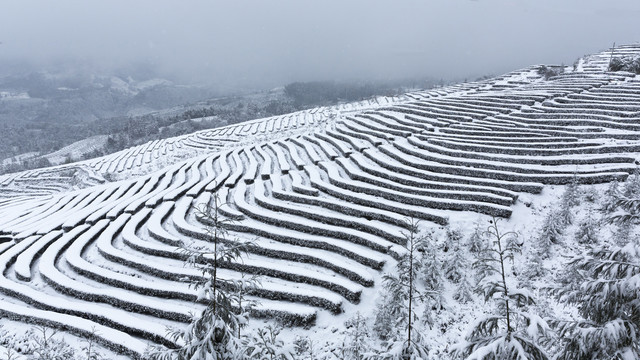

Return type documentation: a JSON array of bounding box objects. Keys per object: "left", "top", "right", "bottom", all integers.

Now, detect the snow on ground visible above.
[
  {"left": 44, "top": 135, "right": 109, "bottom": 165},
  {"left": 0, "top": 44, "right": 639, "bottom": 358}
]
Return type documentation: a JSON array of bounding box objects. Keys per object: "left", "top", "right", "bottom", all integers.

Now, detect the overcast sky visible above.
[{"left": 2, "top": 1, "right": 640, "bottom": 89}]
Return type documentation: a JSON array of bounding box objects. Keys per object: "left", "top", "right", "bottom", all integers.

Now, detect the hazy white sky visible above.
[{"left": 1, "top": 0, "right": 640, "bottom": 88}]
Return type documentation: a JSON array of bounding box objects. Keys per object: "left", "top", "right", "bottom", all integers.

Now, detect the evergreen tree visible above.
[
  {"left": 536, "top": 209, "right": 565, "bottom": 258},
  {"left": 150, "top": 191, "right": 257, "bottom": 360},
  {"left": 468, "top": 220, "right": 486, "bottom": 254},
  {"left": 622, "top": 169, "right": 640, "bottom": 198},
  {"left": 343, "top": 312, "right": 373, "bottom": 360},
  {"left": 30, "top": 325, "right": 76, "bottom": 360},
  {"left": 600, "top": 180, "right": 620, "bottom": 214},
  {"left": 608, "top": 191, "right": 640, "bottom": 246},
  {"left": 581, "top": 186, "right": 599, "bottom": 204},
  {"left": 574, "top": 209, "right": 599, "bottom": 245},
  {"left": 80, "top": 327, "right": 106, "bottom": 360},
  {"left": 613, "top": 221, "right": 633, "bottom": 246},
  {"left": 556, "top": 174, "right": 581, "bottom": 227},
  {"left": 519, "top": 248, "right": 546, "bottom": 290},
  {"left": 444, "top": 227, "right": 466, "bottom": 284},
  {"left": 561, "top": 174, "right": 581, "bottom": 209},
  {"left": 551, "top": 197, "right": 640, "bottom": 359},
  {"left": 552, "top": 244, "right": 640, "bottom": 358},
  {"left": 453, "top": 218, "right": 549, "bottom": 360},
  {"left": 374, "top": 291, "right": 403, "bottom": 343},
  {"left": 443, "top": 226, "right": 474, "bottom": 303},
  {"left": 374, "top": 218, "right": 436, "bottom": 359},
  {"left": 453, "top": 272, "right": 475, "bottom": 304}
]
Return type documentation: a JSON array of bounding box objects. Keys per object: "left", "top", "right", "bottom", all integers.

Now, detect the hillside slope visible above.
[{"left": 0, "top": 44, "right": 639, "bottom": 358}]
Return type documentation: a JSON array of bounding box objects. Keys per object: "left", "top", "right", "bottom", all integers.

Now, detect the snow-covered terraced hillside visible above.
[
  {"left": 0, "top": 45, "right": 640, "bottom": 358},
  {"left": 82, "top": 95, "right": 407, "bottom": 178},
  {"left": 578, "top": 43, "right": 640, "bottom": 73}
]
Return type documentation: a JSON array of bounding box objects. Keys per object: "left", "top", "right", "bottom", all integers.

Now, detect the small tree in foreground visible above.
[
  {"left": 31, "top": 325, "right": 75, "bottom": 360},
  {"left": 293, "top": 336, "right": 317, "bottom": 360},
  {"left": 375, "top": 218, "right": 435, "bottom": 359},
  {"left": 453, "top": 218, "right": 549, "bottom": 360},
  {"left": 536, "top": 209, "right": 565, "bottom": 258},
  {"left": 150, "top": 191, "right": 258, "bottom": 360},
  {"left": 80, "top": 327, "right": 105, "bottom": 360},
  {"left": 342, "top": 312, "right": 371, "bottom": 360},
  {"left": 243, "top": 325, "right": 294, "bottom": 360}
]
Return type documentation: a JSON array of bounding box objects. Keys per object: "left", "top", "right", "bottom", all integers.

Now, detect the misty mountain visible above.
[{"left": 0, "top": 65, "right": 438, "bottom": 174}]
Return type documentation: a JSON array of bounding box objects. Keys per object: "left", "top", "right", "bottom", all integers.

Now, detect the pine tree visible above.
[
  {"left": 561, "top": 173, "right": 581, "bottom": 209},
  {"left": 557, "top": 174, "right": 581, "bottom": 226},
  {"left": 552, "top": 244, "right": 640, "bottom": 358},
  {"left": 574, "top": 209, "right": 599, "bottom": 245},
  {"left": 551, "top": 197, "right": 640, "bottom": 359},
  {"left": 343, "top": 312, "right": 372, "bottom": 360},
  {"left": 608, "top": 191, "right": 640, "bottom": 246},
  {"left": 374, "top": 218, "right": 436, "bottom": 359},
  {"left": 374, "top": 290, "right": 403, "bottom": 343},
  {"left": 613, "top": 221, "right": 632, "bottom": 246},
  {"left": 443, "top": 226, "right": 474, "bottom": 303},
  {"left": 453, "top": 272, "right": 474, "bottom": 304},
  {"left": 80, "top": 327, "right": 105, "bottom": 360},
  {"left": 468, "top": 220, "right": 486, "bottom": 254},
  {"left": 581, "top": 186, "right": 599, "bottom": 204},
  {"left": 519, "top": 248, "right": 546, "bottom": 290},
  {"left": 444, "top": 227, "right": 466, "bottom": 284},
  {"left": 150, "top": 191, "right": 257, "bottom": 360},
  {"left": 600, "top": 180, "right": 620, "bottom": 214},
  {"left": 453, "top": 218, "right": 549, "bottom": 360},
  {"left": 30, "top": 325, "right": 76, "bottom": 360},
  {"left": 536, "top": 209, "right": 565, "bottom": 258}
]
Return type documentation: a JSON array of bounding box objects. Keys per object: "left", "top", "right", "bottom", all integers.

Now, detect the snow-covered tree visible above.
[
  {"left": 600, "top": 180, "right": 620, "bottom": 214},
  {"left": 342, "top": 312, "right": 372, "bottom": 360},
  {"left": 608, "top": 191, "right": 640, "bottom": 246},
  {"left": 150, "top": 191, "right": 258, "bottom": 360},
  {"left": 443, "top": 226, "right": 474, "bottom": 303},
  {"left": 453, "top": 218, "right": 549, "bottom": 360},
  {"left": 574, "top": 209, "right": 599, "bottom": 245},
  {"left": 581, "top": 186, "right": 599, "bottom": 204},
  {"left": 453, "top": 272, "right": 475, "bottom": 304},
  {"left": 622, "top": 169, "right": 640, "bottom": 198},
  {"left": 293, "top": 336, "right": 317, "bottom": 360},
  {"left": 561, "top": 174, "right": 581, "bottom": 210},
  {"left": 468, "top": 220, "right": 486, "bottom": 254},
  {"left": 374, "top": 290, "right": 403, "bottom": 343},
  {"left": 519, "top": 248, "right": 546, "bottom": 290},
  {"left": 444, "top": 227, "right": 466, "bottom": 284},
  {"left": 374, "top": 218, "right": 436, "bottom": 359},
  {"left": 30, "top": 325, "right": 76, "bottom": 360},
  {"left": 551, "top": 197, "right": 640, "bottom": 359},
  {"left": 243, "top": 325, "right": 295, "bottom": 360},
  {"left": 552, "top": 243, "right": 640, "bottom": 359},
  {"left": 80, "top": 327, "right": 106, "bottom": 360},
  {"left": 535, "top": 209, "right": 565, "bottom": 258}
]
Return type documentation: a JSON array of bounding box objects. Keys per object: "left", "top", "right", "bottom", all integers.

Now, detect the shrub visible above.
[{"left": 609, "top": 56, "right": 640, "bottom": 74}]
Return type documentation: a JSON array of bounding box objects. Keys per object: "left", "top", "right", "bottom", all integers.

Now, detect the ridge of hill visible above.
[{"left": 0, "top": 44, "right": 639, "bottom": 358}]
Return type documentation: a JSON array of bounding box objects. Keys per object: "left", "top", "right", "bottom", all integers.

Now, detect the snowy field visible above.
[{"left": 0, "top": 44, "right": 640, "bottom": 359}]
